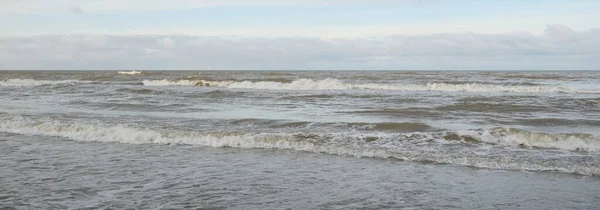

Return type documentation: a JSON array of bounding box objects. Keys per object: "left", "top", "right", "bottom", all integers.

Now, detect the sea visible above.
[{"left": 1, "top": 70, "right": 599, "bottom": 209}]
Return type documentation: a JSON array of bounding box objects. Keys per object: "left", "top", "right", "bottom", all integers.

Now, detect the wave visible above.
[
  {"left": 116, "top": 88, "right": 160, "bottom": 94},
  {"left": 142, "top": 79, "right": 233, "bottom": 87},
  {"left": 0, "top": 79, "right": 88, "bottom": 87},
  {"left": 514, "top": 118, "right": 600, "bottom": 127},
  {"left": 452, "top": 127, "right": 600, "bottom": 152},
  {"left": 229, "top": 118, "right": 314, "bottom": 129},
  {"left": 346, "top": 122, "right": 437, "bottom": 132},
  {"left": 118, "top": 71, "right": 142, "bottom": 75},
  {"left": 227, "top": 119, "right": 436, "bottom": 132},
  {"left": 499, "top": 73, "right": 575, "bottom": 80},
  {"left": 141, "top": 78, "right": 599, "bottom": 94},
  {"left": 1, "top": 115, "right": 599, "bottom": 176},
  {"left": 436, "top": 103, "right": 548, "bottom": 113},
  {"left": 344, "top": 108, "right": 441, "bottom": 118}
]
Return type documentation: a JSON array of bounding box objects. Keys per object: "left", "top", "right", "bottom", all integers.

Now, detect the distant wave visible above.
[
  {"left": 345, "top": 122, "right": 437, "bottom": 132},
  {"left": 0, "top": 78, "right": 89, "bottom": 87},
  {"left": 116, "top": 87, "right": 160, "bottom": 94},
  {"left": 142, "top": 79, "right": 207, "bottom": 86},
  {"left": 142, "top": 79, "right": 234, "bottom": 87},
  {"left": 227, "top": 119, "right": 437, "bottom": 132},
  {"left": 118, "top": 71, "right": 142, "bottom": 75},
  {"left": 141, "top": 78, "right": 600, "bottom": 94},
  {"left": 1, "top": 114, "right": 599, "bottom": 175}
]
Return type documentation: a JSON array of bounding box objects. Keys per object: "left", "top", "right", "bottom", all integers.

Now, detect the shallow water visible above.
[
  {"left": 1, "top": 70, "right": 600, "bottom": 208},
  {"left": 1, "top": 134, "right": 599, "bottom": 209}
]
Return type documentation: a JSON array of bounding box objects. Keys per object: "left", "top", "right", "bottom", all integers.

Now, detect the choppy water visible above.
[{"left": 1, "top": 70, "right": 600, "bottom": 208}]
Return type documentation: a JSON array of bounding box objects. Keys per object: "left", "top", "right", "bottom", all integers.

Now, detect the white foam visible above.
[
  {"left": 1, "top": 115, "right": 598, "bottom": 175},
  {"left": 118, "top": 71, "right": 142, "bottom": 75},
  {"left": 141, "top": 78, "right": 598, "bottom": 93},
  {"left": 456, "top": 127, "right": 600, "bottom": 152},
  {"left": 0, "top": 79, "right": 86, "bottom": 87},
  {"left": 142, "top": 79, "right": 200, "bottom": 86},
  {"left": 142, "top": 79, "right": 235, "bottom": 87}
]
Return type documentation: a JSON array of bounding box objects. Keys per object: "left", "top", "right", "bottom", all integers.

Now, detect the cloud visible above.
[
  {"left": 156, "top": 38, "right": 176, "bottom": 48},
  {"left": 144, "top": 48, "right": 161, "bottom": 55},
  {"left": 81, "top": 35, "right": 108, "bottom": 48},
  {"left": 545, "top": 23, "right": 579, "bottom": 41},
  {"left": 0, "top": 0, "right": 435, "bottom": 15},
  {"left": 69, "top": 6, "right": 85, "bottom": 14},
  {"left": 0, "top": 24, "right": 598, "bottom": 70}
]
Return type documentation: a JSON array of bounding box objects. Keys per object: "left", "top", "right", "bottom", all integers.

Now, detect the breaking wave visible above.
[
  {"left": 141, "top": 78, "right": 599, "bottom": 93},
  {"left": 118, "top": 71, "right": 142, "bottom": 75},
  {"left": 116, "top": 88, "right": 160, "bottom": 94},
  {"left": 456, "top": 127, "right": 600, "bottom": 152},
  {"left": 0, "top": 79, "right": 88, "bottom": 87},
  {"left": 346, "top": 122, "right": 437, "bottom": 132},
  {"left": 142, "top": 79, "right": 233, "bottom": 87},
  {"left": 1, "top": 115, "right": 599, "bottom": 175}
]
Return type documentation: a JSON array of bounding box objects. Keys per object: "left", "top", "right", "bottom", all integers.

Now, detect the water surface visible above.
[{"left": 1, "top": 70, "right": 599, "bottom": 208}]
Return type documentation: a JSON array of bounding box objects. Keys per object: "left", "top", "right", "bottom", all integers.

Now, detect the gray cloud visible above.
[
  {"left": 156, "top": 38, "right": 176, "bottom": 48},
  {"left": 69, "top": 6, "right": 85, "bottom": 14},
  {"left": 1, "top": 24, "right": 598, "bottom": 70}
]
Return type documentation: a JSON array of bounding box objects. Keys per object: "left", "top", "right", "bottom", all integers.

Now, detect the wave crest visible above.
[
  {"left": 487, "top": 127, "right": 599, "bottom": 151},
  {"left": 118, "top": 71, "right": 142, "bottom": 75},
  {"left": 1, "top": 115, "right": 599, "bottom": 175},
  {"left": 0, "top": 79, "right": 87, "bottom": 87},
  {"left": 452, "top": 127, "right": 600, "bottom": 152},
  {"left": 141, "top": 78, "right": 598, "bottom": 93},
  {"left": 142, "top": 79, "right": 234, "bottom": 87}
]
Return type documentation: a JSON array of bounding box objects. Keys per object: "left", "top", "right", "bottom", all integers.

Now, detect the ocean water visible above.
[{"left": 1, "top": 70, "right": 599, "bottom": 209}]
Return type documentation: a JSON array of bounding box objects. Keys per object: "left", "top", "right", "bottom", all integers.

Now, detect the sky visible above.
[{"left": 1, "top": 0, "right": 599, "bottom": 70}]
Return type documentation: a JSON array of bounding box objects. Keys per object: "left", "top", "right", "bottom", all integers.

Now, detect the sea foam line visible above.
[
  {"left": 118, "top": 71, "right": 142, "bottom": 75},
  {"left": 141, "top": 78, "right": 599, "bottom": 93},
  {"left": 1, "top": 115, "right": 599, "bottom": 175},
  {"left": 0, "top": 78, "right": 89, "bottom": 87}
]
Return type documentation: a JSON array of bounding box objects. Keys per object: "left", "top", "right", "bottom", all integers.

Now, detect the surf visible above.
[
  {"left": 118, "top": 70, "right": 143, "bottom": 75},
  {"left": 0, "top": 78, "right": 88, "bottom": 87},
  {"left": 2, "top": 114, "right": 598, "bottom": 176},
  {"left": 140, "top": 78, "right": 600, "bottom": 94}
]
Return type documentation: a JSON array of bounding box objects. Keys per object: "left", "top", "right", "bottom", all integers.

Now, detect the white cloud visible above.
[
  {"left": 1, "top": 1, "right": 597, "bottom": 38},
  {"left": 82, "top": 35, "right": 108, "bottom": 48},
  {"left": 0, "top": 24, "right": 598, "bottom": 70},
  {"left": 156, "top": 38, "right": 176, "bottom": 48},
  {"left": 144, "top": 48, "right": 161, "bottom": 55},
  {"left": 545, "top": 23, "right": 579, "bottom": 42},
  {"left": 69, "top": 6, "right": 85, "bottom": 14},
  {"left": 0, "top": 0, "right": 433, "bottom": 15},
  {"left": 4, "top": 12, "right": 596, "bottom": 38}
]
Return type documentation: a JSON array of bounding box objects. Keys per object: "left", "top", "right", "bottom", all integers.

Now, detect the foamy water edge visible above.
[{"left": 2, "top": 115, "right": 598, "bottom": 176}]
